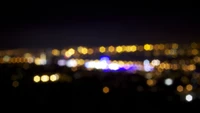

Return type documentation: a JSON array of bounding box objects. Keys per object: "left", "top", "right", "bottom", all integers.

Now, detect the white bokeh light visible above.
[
  {"left": 84, "top": 61, "right": 96, "bottom": 69},
  {"left": 185, "top": 94, "right": 193, "bottom": 102},
  {"left": 108, "top": 63, "right": 119, "bottom": 70},
  {"left": 164, "top": 78, "right": 173, "bottom": 86},
  {"left": 66, "top": 59, "right": 77, "bottom": 67},
  {"left": 94, "top": 61, "right": 108, "bottom": 69},
  {"left": 151, "top": 59, "right": 160, "bottom": 66}
]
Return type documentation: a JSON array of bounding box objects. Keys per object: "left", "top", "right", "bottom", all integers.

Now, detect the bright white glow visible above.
[
  {"left": 66, "top": 59, "right": 77, "bottom": 67},
  {"left": 151, "top": 59, "right": 160, "bottom": 66},
  {"left": 185, "top": 94, "right": 193, "bottom": 102},
  {"left": 144, "top": 65, "right": 153, "bottom": 72},
  {"left": 108, "top": 63, "right": 119, "bottom": 70},
  {"left": 57, "top": 59, "right": 66, "bottom": 66},
  {"left": 143, "top": 59, "right": 150, "bottom": 65},
  {"left": 164, "top": 78, "right": 173, "bottom": 86},
  {"left": 143, "top": 59, "right": 153, "bottom": 72},
  {"left": 94, "top": 61, "right": 108, "bottom": 69},
  {"left": 85, "top": 60, "right": 108, "bottom": 70},
  {"left": 85, "top": 61, "right": 96, "bottom": 69}
]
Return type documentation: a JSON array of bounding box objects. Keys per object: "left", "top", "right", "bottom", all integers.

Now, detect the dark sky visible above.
[{"left": 0, "top": 2, "right": 200, "bottom": 49}]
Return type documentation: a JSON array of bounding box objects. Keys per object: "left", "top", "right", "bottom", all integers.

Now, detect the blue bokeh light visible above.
[{"left": 100, "top": 56, "right": 110, "bottom": 61}]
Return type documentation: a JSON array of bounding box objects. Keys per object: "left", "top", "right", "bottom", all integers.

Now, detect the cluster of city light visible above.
[
  {"left": 48, "top": 42, "right": 200, "bottom": 58},
  {"left": 33, "top": 74, "right": 60, "bottom": 83},
  {"left": 34, "top": 53, "right": 47, "bottom": 65},
  {"left": 0, "top": 43, "right": 199, "bottom": 73},
  {"left": 1, "top": 43, "right": 200, "bottom": 103},
  {"left": 0, "top": 43, "right": 199, "bottom": 58},
  {"left": 0, "top": 54, "right": 198, "bottom": 73},
  {"left": 0, "top": 56, "right": 32, "bottom": 64},
  {"left": 57, "top": 57, "right": 156, "bottom": 72},
  {"left": 57, "top": 57, "right": 198, "bottom": 73},
  {"left": 156, "top": 62, "right": 196, "bottom": 72},
  {"left": 0, "top": 53, "right": 46, "bottom": 65}
]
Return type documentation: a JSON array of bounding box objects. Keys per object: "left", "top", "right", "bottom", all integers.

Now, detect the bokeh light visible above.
[
  {"left": 41, "top": 75, "right": 49, "bottom": 82},
  {"left": 33, "top": 75, "right": 40, "bottom": 83},
  {"left": 103, "top": 86, "right": 110, "bottom": 94}
]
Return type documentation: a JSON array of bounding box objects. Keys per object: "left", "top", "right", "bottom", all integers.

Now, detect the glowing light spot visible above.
[
  {"left": 108, "top": 46, "right": 115, "bottom": 52},
  {"left": 185, "top": 94, "right": 193, "bottom": 102},
  {"left": 41, "top": 75, "right": 49, "bottom": 82},
  {"left": 144, "top": 44, "right": 153, "bottom": 51},
  {"left": 186, "top": 84, "right": 193, "bottom": 91},
  {"left": 85, "top": 61, "right": 96, "bottom": 69},
  {"left": 164, "top": 78, "right": 173, "bottom": 86},
  {"left": 3, "top": 55, "right": 10, "bottom": 62},
  {"left": 151, "top": 59, "right": 160, "bottom": 66},
  {"left": 57, "top": 59, "right": 66, "bottom": 66},
  {"left": 103, "top": 86, "right": 110, "bottom": 94},
  {"left": 116, "top": 46, "right": 122, "bottom": 53},
  {"left": 108, "top": 63, "right": 119, "bottom": 70},
  {"left": 33, "top": 75, "right": 40, "bottom": 83},
  {"left": 50, "top": 74, "right": 59, "bottom": 82},
  {"left": 146, "top": 79, "right": 155, "bottom": 86},
  {"left": 52, "top": 49, "right": 60, "bottom": 56},
  {"left": 66, "top": 59, "right": 77, "bottom": 67},
  {"left": 99, "top": 46, "right": 106, "bottom": 53},
  {"left": 177, "top": 85, "right": 183, "bottom": 92}
]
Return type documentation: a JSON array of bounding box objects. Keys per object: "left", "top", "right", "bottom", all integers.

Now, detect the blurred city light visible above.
[
  {"left": 103, "top": 86, "right": 110, "bottom": 94},
  {"left": 57, "top": 59, "right": 66, "bottom": 66},
  {"left": 1, "top": 42, "right": 200, "bottom": 102},
  {"left": 66, "top": 59, "right": 77, "bottom": 67},
  {"left": 50, "top": 74, "right": 60, "bottom": 82},
  {"left": 41, "top": 75, "right": 49, "bottom": 82},
  {"left": 185, "top": 94, "right": 193, "bottom": 102},
  {"left": 177, "top": 85, "right": 184, "bottom": 92},
  {"left": 186, "top": 84, "right": 193, "bottom": 91},
  {"left": 164, "top": 78, "right": 173, "bottom": 86},
  {"left": 33, "top": 75, "right": 40, "bottom": 83}
]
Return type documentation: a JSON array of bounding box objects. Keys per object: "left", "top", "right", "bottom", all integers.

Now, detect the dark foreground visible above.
[{"left": 0, "top": 64, "right": 199, "bottom": 111}]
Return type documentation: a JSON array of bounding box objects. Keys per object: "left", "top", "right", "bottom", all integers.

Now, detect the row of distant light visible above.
[
  {"left": 33, "top": 74, "right": 60, "bottom": 83},
  {"left": 51, "top": 43, "right": 199, "bottom": 56},
  {"left": 0, "top": 54, "right": 46, "bottom": 65},
  {"left": 57, "top": 57, "right": 157, "bottom": 72},
  {"left": 1, "top": 55, "right": 197, "bottom": 72},
  {"left": 0, "top": 42, "right": 198, "bottom": 56}
]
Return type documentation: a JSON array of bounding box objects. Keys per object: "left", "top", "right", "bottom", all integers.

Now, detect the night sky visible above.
[{"left": 0, "top": 2, "right": 200, "bottom": 49}]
